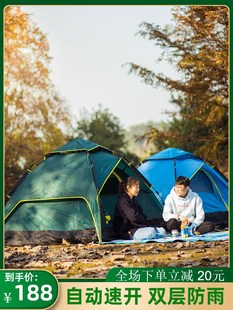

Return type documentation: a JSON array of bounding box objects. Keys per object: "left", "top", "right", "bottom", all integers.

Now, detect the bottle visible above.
[
  {"left": 187, "top": 226, "right": 194, "bottom": 236},
  {"left": 180, "top": 223, "right": 188, "bottom": 238}
]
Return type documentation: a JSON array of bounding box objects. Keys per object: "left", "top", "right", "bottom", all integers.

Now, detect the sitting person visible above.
[
  {"left": 113, "top": 176, "right": 156, "bottom": 239},
  {"left": 163, "top": 176, "right": 215, "bottom": 235}
]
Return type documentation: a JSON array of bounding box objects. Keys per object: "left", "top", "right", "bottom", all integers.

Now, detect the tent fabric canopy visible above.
[
  {"left": 5, "top": 139, "right": 163, "bottom": 245},
  {"left": 138, "top": 148, "right": 228, "bottom": 221}
]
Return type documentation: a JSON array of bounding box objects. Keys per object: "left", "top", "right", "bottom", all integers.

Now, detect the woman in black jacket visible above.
[{"left": 113, "top": 176, "right": 150, "bottom": 239}]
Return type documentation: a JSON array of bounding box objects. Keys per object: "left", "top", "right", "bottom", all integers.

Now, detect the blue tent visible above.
[{"left": 138, "top": 148, "right": 228, "bottom": 223}]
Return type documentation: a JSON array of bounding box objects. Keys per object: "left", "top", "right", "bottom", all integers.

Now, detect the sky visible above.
[{"left": 22, "top": 5, "right": 178, "bottom": 129}]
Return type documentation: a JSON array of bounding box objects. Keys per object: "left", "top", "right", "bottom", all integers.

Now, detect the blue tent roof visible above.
[
  {"left": 138, "top": 148, "right": 228, "bottom": 215},
  {"left": 146, "top": 148, "right": 193, "bottom": 160}
]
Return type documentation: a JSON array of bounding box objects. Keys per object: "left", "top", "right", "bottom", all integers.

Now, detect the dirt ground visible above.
[{"left": 4, "top": 239, "right": 229, "bottom": 279}]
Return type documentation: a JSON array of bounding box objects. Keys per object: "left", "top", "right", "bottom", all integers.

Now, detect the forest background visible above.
[{"left": 4, "top": 5, "right": 229, "bottom": 198}]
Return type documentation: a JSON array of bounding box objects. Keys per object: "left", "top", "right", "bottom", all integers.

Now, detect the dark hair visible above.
[
  {"left": 175, "top": 176, "right": 190, "bottom": 187},
  {"left": 119, "top": 177, "right": 140, "bottom": 194}
]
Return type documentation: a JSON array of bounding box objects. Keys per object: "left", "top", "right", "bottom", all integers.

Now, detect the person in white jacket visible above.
[{"left": 163, "top": 176, "right": 215, "bottom": 235}]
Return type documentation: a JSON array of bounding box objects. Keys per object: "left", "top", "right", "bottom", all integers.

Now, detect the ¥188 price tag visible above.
[
  {"left": 15, "top": 284, "right": 53, "bottom": 302},
  {"left": 0, "top": 270, "right": 58, "bottom": 309}
]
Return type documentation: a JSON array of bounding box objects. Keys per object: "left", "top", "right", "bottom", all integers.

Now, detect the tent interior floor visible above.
[{"left": 4, "top": 230, "right": 228, "bottom": 279}]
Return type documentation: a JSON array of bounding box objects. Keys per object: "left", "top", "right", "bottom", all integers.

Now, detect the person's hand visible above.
[
  {"left": 178, "top": 215, "right": 189, "bottom": 225},
  {"left": 182, "top": 218, "right": 189, "bottom": 225}
]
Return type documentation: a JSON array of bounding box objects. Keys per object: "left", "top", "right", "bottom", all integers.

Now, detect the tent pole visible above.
[{"left": 174, "top": 158, "right": 177, "bottom": 180}]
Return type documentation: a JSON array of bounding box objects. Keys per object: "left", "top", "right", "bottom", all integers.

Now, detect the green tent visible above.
[{"left": 5, "top": 139, "right": 163, "bottom": 245}]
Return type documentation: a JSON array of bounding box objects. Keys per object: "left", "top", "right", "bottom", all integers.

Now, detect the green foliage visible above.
[
  {"left": 128, "top": 6, "right": 228, "bottom": 176},
  {"left": 72, "top": 104, "right": 126, "bottom": 152},
  {"left": 4, "top": 6, "right": 72, "bottom": 196}
]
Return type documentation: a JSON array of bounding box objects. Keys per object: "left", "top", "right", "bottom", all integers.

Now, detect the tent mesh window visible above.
[{"left": 190, "top": 170, "right": 214, "bottom": 193}]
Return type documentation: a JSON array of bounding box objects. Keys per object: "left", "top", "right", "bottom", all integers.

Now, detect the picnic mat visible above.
[{"left": 103, "top": 230, "right": 229, "bottom": 245}]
